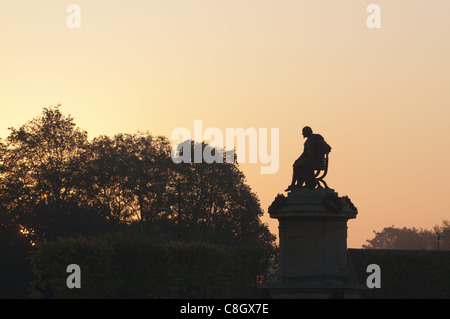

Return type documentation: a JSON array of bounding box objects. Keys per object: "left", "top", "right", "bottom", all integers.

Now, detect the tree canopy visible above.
[
  {"left": 1, "top": 105, "right": 278, "bottom": 297},
  {"left": 363, "top": 221, "right": 450, "bottom": 250},
  {"left": 0, "top": 105, "right": 276, "bottom": 249}
]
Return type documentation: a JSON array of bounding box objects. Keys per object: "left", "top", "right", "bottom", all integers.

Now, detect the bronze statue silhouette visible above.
[{"left": 285, "top": 126, "right": 331, "bottom": 191}]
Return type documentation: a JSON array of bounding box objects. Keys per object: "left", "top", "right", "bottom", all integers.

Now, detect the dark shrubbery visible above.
[
  {"left": 1, "top": 106, "right": 277, "bottom": 298},
  {"left": 30, "top": 232, "right": 270, "bottom": 299},
  {"left": 349, "top": 249, "right": 450, "bottom": 299}
]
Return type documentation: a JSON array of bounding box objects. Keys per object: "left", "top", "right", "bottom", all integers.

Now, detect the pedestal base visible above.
[{"left": 263, "top": 188, "right": 364, "bottom": 299}]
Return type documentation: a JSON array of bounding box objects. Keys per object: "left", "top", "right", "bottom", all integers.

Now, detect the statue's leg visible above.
[
  {"left": 295, "top": 164, "right": 306, "bottom": 187},
  {"left": 286, "top": 163, "right": 302, "bottom": 191},
  {"left": 285, "top": 166, "right": 297, "bottom": 191},
  {"left": 286, "top": 160, "right": 308, "bottom": 191},
  {"left": 304, "top": 164, "right": 316, "bottom": 189}
]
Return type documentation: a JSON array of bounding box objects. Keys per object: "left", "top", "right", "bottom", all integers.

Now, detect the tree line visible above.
[
  {"left": 0, "top": 105, "right": 276, "bottom": 247},
  {"left": 363, "top": 221, "right": 450, "bottom": 250},
  {"left": 0, "top": 106, "right": 277, "bottom": 298}
]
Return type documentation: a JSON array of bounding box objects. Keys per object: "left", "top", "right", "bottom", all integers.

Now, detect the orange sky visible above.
[{"left": 1, "top": 1, "right": 450, "bottom": 248}]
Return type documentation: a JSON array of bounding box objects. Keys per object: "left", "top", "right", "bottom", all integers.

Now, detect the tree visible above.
[
  {"left": 363, "top": 225, "right": 446, "bottom": 250},
  {"left": 82, "top": 133, "right": 174, "bottom": 230},
  {"left": 6, "top": 106, "right": 88, "bottom": 203},
  {"left": 1, "top": 105, "right": 110, "bottom": 240},
  {"left": 1, "top": 106, "right": 276, "bottom": 251},
  {"left": 168, "top": 141, "right": 276, "bottom": 249},
  {"left": 1, "top": 106, "right": 278, "bottom": 298}
]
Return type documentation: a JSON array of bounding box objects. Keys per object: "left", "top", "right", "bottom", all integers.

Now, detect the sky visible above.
[{"left": 1, "top": 1, "right": 450, "bottom": 248}]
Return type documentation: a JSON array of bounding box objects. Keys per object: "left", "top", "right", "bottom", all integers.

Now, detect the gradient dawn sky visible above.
[{"left": 1, "top": 1, "right": 450, "bottom": 248}]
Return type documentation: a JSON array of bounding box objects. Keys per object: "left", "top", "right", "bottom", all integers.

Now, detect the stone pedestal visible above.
[{"left": 261, "top": 188, "right": 364, "bottom": 299}]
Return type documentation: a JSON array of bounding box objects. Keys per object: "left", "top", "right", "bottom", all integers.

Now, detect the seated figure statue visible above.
[{"left": 285, "top": 126, "right": 331, "bottom": 191}]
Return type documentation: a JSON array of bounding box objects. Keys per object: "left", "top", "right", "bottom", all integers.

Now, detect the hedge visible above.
[
  {"left": 30, "top": 232, "right": 268, "bottom": 299},
  {"left": 348, "top": 249, "right": 450, "bottom": 299}
]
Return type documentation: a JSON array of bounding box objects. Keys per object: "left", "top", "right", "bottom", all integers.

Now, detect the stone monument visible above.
[
  {"left": 260, "top": 126, "right": 365, "bottom": 298},
  {"left": 262, "top": 188, "right": 363, "bottom": 298}
]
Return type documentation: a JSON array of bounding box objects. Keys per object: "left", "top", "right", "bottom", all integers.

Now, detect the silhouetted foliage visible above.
[
  {"left": 0, "top": 106, "right": 275, "bottom": 246},
  {"left": 363, "top": 221, "right": 450, "bottom": 250},
  {"left": 348, "top": 249, "right": 450, "bottom": 298},
  {"left": 1, "top": 106, "right": 277, "bottom": 298},
  {"left": 0, "top": 221, "right": 33, "bottom": 298},
  {"left": 81, "top": 133, "right": 174, "bottom": 229},
  {"left": 30, "top": 232, "right": 271, "bottom": 298},
  {"left": 170, "top": 141, "right": 275, "bottom": 246},
  {"left": 1, "top": 106, "right": 96, "bottom": 241}
]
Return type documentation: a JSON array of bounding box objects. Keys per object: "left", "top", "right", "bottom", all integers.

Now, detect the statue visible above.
[
  {"left": 285, "top": 126, "right": 331, "bottom": 191},
  {"left": 261, "top": 129, "right": 362, "bottom": 299}
]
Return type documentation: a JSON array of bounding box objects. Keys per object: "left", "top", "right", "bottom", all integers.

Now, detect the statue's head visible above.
[{"left": 302, "top": 126, "right": 313, "bottom": 138}]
